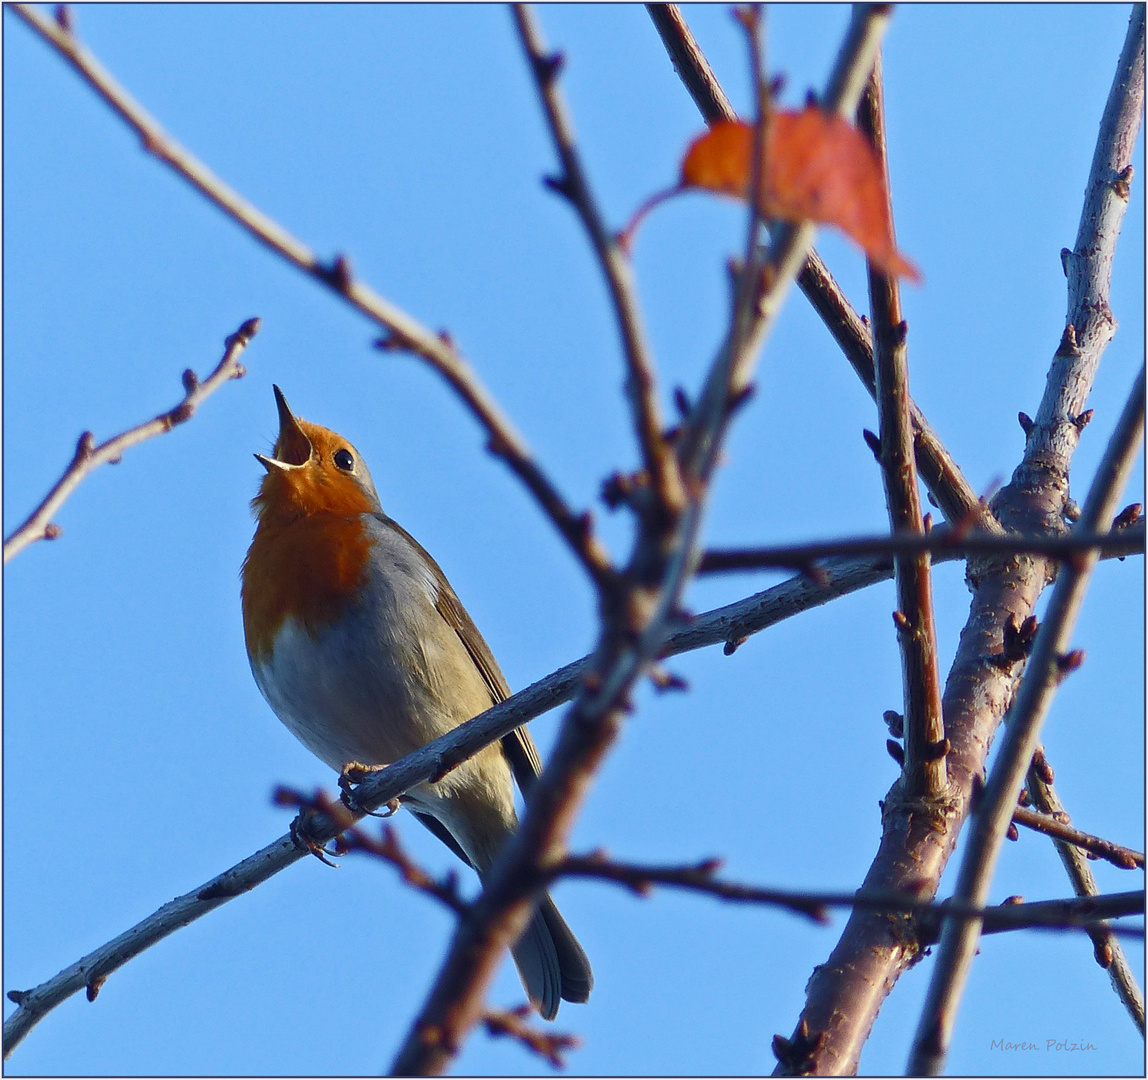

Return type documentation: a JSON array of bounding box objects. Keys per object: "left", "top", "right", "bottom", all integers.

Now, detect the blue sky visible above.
[{"left": 4, "top": 4, "right": 1144, "bottom": 1075}]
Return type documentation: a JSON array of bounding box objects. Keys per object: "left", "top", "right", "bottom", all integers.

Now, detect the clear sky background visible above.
[{"left": 4, "top": 4, "right": 1144, "bottom": 1076}]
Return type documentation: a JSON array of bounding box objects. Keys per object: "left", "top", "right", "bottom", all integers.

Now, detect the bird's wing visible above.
[{"left": 381, "top": 516, "right": 545, "bottom": 795}]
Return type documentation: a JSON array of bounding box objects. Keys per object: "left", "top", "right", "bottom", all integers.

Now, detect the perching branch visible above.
[
  {"left": 8, "top": 1, "right": 616, "bottom": 588},
  {"left": 1, "top": 528, "right": 964, "bottom": 1061},
  {"left": 389, "top": 9, "right": 892, "bottom": 1074},
  {"left": 645, "top": 2, "right": 984, "bottom": 527},
  {"left": 859, "top": 54, "right": 945, "bottom": 799},
  {"left": 3, "top": 316, "right": 258, "bottom": 563},
  {"left": 910, "top": 365, "right": 1145, "bottom": 1075}
]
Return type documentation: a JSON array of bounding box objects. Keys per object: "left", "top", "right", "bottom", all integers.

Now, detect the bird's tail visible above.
[{"left": 510, "top": 893, "right": 593, "bottom": 1020}]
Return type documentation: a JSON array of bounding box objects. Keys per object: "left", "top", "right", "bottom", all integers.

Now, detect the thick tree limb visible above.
[
  {"left": 910, "top": 364, "right": 1145, "bottom": 1075},
  {"left": 3, "top": 317, "right": 258, "bottom": 562},
  {"left": 778, "top": 10, "right": 1145, "bottom": 1073}
]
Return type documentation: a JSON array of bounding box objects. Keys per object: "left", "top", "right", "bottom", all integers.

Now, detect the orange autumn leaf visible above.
[{"left": 681, "top": 108, "right": 921, "bottom": 283}]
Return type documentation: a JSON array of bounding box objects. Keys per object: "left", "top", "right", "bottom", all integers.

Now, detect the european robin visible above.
[{"left": 241, "top": 387, "right": 592, "bottom": 1019}]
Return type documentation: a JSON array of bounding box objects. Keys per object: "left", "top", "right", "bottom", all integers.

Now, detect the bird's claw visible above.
[
  {"left": 290, "top": 808, "right": 341, "bottom": 867},
  {"left": 338, "top": 761, "right": 399, "bottom": 817}
]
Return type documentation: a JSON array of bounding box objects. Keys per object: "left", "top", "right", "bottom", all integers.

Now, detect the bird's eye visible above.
[{"left": 333, "top": 448, "right": 354, "bottom": 471}]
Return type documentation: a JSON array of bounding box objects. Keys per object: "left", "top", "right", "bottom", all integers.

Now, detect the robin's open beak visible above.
[{"left": 255, "top": 385, "right": 313, "bottom": 472}]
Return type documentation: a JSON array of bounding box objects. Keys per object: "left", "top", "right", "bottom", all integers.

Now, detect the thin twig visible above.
[
  {"left": 645, "top": 1, "right": 984, "bottom": 526},
  {"left": 698, "top": 520, "right": 1144, "bottom": 573},
  {"left": 513, "top": 5, "right": 686, "bottom": 521},
  {"left": 910, "top": 365, "right": 1145, "bottom": 1075},
  {"left": 273, "top": 787, "right": 469, "bottom": 915},
  {"left": 1013, "top": 805, "right": 1145, "bottom": 871},
  {"left": 3, "top": 316, "right": 258, "bottom": 562},
  {"left": 482, "top": 1006, "right": 581, "bottom": 1070},
  {"left": 555, "top": 853, "right": 1144, "bottom": 935},
  {"left": 1024, "top": 752, "right": 1146, "bottom": 1033},
  {"left": 860, "top": 54, "right": 945, "bottom": 798},
  {"left": 8, "top": 1, "right": 616, "bottom": 587}
]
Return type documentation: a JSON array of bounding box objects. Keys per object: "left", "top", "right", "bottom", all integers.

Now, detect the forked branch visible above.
[{"left": 3, "top": 316, "right": 258, "bottom": 562}]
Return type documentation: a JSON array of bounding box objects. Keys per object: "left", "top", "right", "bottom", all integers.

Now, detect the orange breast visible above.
[{"left": 242, "top": 512, "right": 374, "bottom": 662}]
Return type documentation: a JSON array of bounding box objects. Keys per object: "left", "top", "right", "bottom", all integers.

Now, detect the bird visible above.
[{"left": 241, "top": 386, "right": 592, "bottom": 1019}]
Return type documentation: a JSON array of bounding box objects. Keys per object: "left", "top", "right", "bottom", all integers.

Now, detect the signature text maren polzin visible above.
[{"left": 991, "top": 1039, "right": 1097, "bottom": 1052}]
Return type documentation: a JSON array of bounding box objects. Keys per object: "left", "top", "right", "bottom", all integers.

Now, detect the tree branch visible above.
[
  {"left": 910, "top": 364, "right": 1145, "bottom": 1075},
  {"left": 698, "top": 519, "right": 1144, "bottom": 574},
  {"left": 6, "top": 510, "right": 1140, "bottom": 1061},
  {"left": 8, "top": 1, "right": 617, "bottom": 587},
  {"left": 1013, "top": 805, "right": 1145, "bottom": 871},
  {"left": 777, "top": 9, "right": 1146, "bottom": 1072},
  {"left": 3, "top": 316, "right": 258, "bottom": 563},
  {"left": 513, "top": 4, "right": 686, "bottom": 520},
  {"left": 1021, "top": 748, "right": 1146, "bottom": 1031},
  {"left": 645, "top": 2, "right": 984, "bottom": 527},
  {"left": 553, "top": 853, "right": 1144, "bottom": 937},
  {"left": 860, "top": 54, "right": 946, "bottom": 798},
  {"left": 388, "top": 9, "right": 892, "bottom": 1073}
]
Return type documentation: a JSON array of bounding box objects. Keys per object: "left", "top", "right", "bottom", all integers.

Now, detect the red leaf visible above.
[{"left": 681, "top": 109, "right": 921, "bottom": 283}]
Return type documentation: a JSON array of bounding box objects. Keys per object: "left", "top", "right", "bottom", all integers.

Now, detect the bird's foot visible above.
[
  {"left": 339, "top": 760, "right": 400, "bottom": 818},
  {"left": 290, "top": 807, "right": 342, "bottom": 867}
]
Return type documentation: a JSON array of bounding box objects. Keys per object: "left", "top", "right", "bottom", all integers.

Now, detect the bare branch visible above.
[
  {"left": 860, "top": 55, "right": 945, "bottom": 798},
  {"left": 3, "top": 316, "right": 258, "bottom": 563},
  {"left": 780, "top": 10, "right": 1145, "bottom": 1071},
  {"left": 0, "top": 534, "right": 945, "bottom": 1061},
  {"left": 274, "top": 787, "right": 469, "bottom": 915},
  {"left": 1013, "top": 806, "right": 1145, "bottom": 871},
  {"left": 645, "top": 2, "right": 984, "bottom": 526},
  {"left": 1022, "top": 748, "right": 1146, "bottom": 1031},
  {"left": 389, "top": 10, "right": 893, "bottom": 1073},
  {"left": 910, "top": 364, "right": 1145, "bottom": 1075},
  {"left": 513, "top": 4, "right": 686, "bottom": 521},
  {"left": 8, "top": 1, "right": 616, "bottom": 587},
  {"left": 482, "top": 1006, "right": 581, "bottom": 1070},
  {"left": 554, "top": 853, "right": 1143, "bottom": 937},
  {"left": 699, "top": 520, "right": 1144, "bottom": 573}
]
